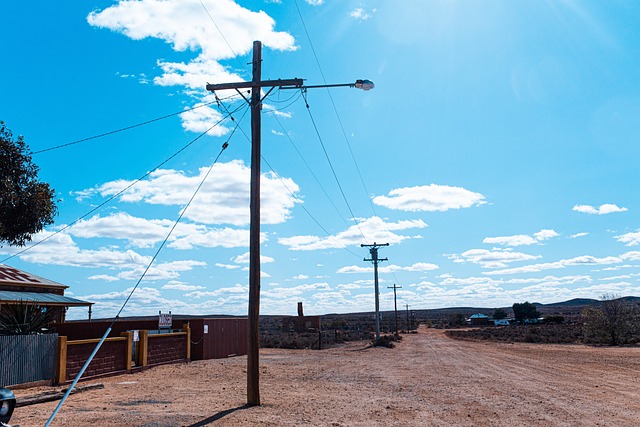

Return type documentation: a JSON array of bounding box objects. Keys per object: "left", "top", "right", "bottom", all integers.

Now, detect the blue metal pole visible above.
[{"left": 44, "top": 326, "right": 112, "bottom": 427}]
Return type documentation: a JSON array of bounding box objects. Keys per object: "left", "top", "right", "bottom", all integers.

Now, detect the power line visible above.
[
  {"left": 302, "top": 91, "right": 369, "bottom": 244},
  {"left": 198, "top": 0, "right": 250, "bottom": 76},
  {"left": 269, "top": 110, "right": 351, "bottom": 230},
  {"left": 293, "top": 0, "right": 378, "bottom": 218},
  {"left": 1, "top": 104, "right": 247, "bottom": 264},
  {"left": 217, "top": 96, "right": 361, "bottom": 258},
  {"left": 31, "top": 99, "right": 237, "bottom": 155},
  {"left": 45, "top": 134, "right": 233, "bottom": 426}
]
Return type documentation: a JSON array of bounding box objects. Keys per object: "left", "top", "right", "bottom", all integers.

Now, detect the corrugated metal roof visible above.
[
  {"left": 0, "top": 290, "right": 92, "bottom": 307},
  {"left": 469, "top": 313, "right": 490, "bottom": 319},
  {"left": 0, "top": 264, "right": 67, "bottom": 289}
]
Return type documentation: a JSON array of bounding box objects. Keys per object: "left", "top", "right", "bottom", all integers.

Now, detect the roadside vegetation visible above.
[{"left": 257, "top": 296, "right": 640, "bottom": 349}]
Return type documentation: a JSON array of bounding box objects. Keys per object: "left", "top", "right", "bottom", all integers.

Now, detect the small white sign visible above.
[
  {"left": 133, "top": 330, "right": 140, "bottom": 342},
  {"left": 159, "top": 311, "right": 172, "bottom": 329},
  {"left": 204, "top": 325, "right": 209, "bottom": 334}
]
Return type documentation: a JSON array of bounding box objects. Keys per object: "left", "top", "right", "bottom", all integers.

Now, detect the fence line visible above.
[{"left": 0, "top": 334, "right": 58, "bottom": 386}]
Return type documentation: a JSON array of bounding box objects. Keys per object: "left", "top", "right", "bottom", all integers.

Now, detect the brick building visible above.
[{"left": 0, "top": 264, "right": 93, "bottom": 323}]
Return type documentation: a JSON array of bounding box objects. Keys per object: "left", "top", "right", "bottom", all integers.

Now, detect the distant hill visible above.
[{"left": 543, "top": 298, "right": 599, "bottom": 307}]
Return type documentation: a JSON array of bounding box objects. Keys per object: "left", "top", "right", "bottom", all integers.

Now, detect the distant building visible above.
[
  {"left": 468, "top": 313, "right": 492, "bottom": 326},
  {"left": 493, "top": 319, "right": 510, "bottom": 326},
  {"left": 0, "top": 264, "right": 93, "bottom": 323}
]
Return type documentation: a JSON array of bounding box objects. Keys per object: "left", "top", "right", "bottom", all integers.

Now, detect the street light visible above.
[
  {"left": 206, "top": 41, "right": 374, "bottom": 406},
  {"left": 355, "top": 79, "right": 375, "bottom": 90},
  {"left": 280, "top": 79, "right": 375, "bottom": 91}
]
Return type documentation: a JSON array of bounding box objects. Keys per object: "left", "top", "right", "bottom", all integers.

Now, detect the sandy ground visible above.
[{"left": 11, "top": 327, "right": 640, "bottom": 426}]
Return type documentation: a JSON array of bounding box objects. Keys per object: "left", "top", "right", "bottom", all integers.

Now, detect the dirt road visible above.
[{"left": 12, "top": 327, "right": 640, "bottom": 426}]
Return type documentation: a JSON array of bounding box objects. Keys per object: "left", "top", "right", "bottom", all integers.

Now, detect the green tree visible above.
[
  {"left": 512, "top": 302, "right": 540, "bottom": 322},
  {"left": 582, "top": 294, "right": 639, "bottom": 345},
  {"left": 493, "top": 307, "right": 508, "bottom": 319},
  {"left": 448, "top": 312, "right": 467, "bottom": 327},
  {"left": 0, "top": 121, "right": 57, "bottom": 246}
]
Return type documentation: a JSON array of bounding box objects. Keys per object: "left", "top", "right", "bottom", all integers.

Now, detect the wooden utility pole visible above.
[
  {"left": 207, "top": 41, "right": 373, "bottom": 406},
  {"left": 405, "top": 304, "right": 410, "bottom": 331},
  {"left": 388, "top": 284, "right": 401, "bottom": 336},
  {"left": 206, "top": 41, "right": 302, "bottom": 406},
  {"left": 362, "top": 242, "right": 388, "bottom": 342}
]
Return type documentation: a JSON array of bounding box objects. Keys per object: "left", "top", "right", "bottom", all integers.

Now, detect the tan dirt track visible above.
[{"left": 12, "top": 327, "right": 640, "bottom": 426}]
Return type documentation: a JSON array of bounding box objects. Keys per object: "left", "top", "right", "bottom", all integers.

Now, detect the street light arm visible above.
[{"left": 280, "top": 79, "right": 375, "bottom": 91}]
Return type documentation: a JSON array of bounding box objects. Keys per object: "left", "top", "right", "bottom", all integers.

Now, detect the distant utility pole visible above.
[
  {"left": 362, "top": 242, "right": 389, "bottom": 342},
  {"left": 388, "top": 284, "right": 402, "bottom": 336},
  {"left": 405, "top": 304, "right": 410, "bottom": 331},
  {"left": 207, "top": 41, "right": 374, "bottom": 406}
]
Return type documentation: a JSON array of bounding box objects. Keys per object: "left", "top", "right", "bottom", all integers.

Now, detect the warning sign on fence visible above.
[{"left": 159, "top": 311, "right": 172, "bottom": 329}]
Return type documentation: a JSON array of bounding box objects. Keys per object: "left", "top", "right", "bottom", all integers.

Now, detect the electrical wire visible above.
[
  {"left": 266, "top": 89, "right": 302, "bottom": 105},
  {"left": 293, "top": 0, "right": 378, "bottom": 218},
  {"left": 0, "top": 103, "right": 247, "bottom": 264},
  {"left": 199, "top": 0, "right": 250, "bottom": 77},
  {"left": 381, "top": 258, "right": 403, "bottom": 291},
  {"left": 30, "top": 99, "right": 237, "bottom": 155},
  {"left": 263, "top": 90, "right": 303, "bottom": 113},
  {"left": 301, "top": 91, "right": 370, "bottom": 245},
  {"left": 113, "top": 138, "right": 231, "bottom": 319},
  {"left": 216, "top": 96, "right": 361, "bottom": 258},
  {"left": 268, "top": 104, "right": 351, "bottom": 229},
  {"left": 45, "top": 128, "right": 235, "bottom": 426}
]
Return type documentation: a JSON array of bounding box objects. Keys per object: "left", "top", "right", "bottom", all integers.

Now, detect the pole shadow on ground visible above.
[{"left": 185, "top": 405, "right": 251, "bottom": 426}]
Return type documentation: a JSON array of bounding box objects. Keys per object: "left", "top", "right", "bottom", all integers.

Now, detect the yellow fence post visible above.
[
  {"left": 121, "top": 332, "right": 133, "bottom": 371},
  {"left": 183, "top": 324, "right": 191, "bottom": 360},
  {"left": 55, "top": 336, "right": 67, "bottom": 384},
  {"left": 137, "top": 330, "right": 149, "bottom": 367}
]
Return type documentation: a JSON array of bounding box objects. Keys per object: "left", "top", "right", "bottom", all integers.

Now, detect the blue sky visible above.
[{"left": 2, "top": 0, "right": 640, "bottom": 320}]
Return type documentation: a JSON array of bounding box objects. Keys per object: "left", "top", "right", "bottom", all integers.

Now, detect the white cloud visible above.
[
  {"left": 534, "top": 229, "right": 559, "bottom": 241},
  {"left": 88, "top": 275, "right": 120, "bottom": 282},
  {"left": 483, "top": 235, "right": 537, "bottom": 246},
  {"left": 278, "top": 216, "right": 427, "bottom": 251},
  {"left": 87, "top": 0, "right": 297, "bottom": 132},
  {"left": 0, "top": 230, "right": 206, "bottom": 282},
  {"left": 77, "top": 160, "right": 300, "bottom": 227},
  {"left": 616, "top": 230, "right": 640, "bottom": 246},
  {"left": 233, "top": 252, "right": 275, "bottom": 264},
  {"left": 178, "top": 102, "right": 230, "bottom": 136},
  {"left": 186, "top": 283, "right": 248, "bottom": 298},
  {"left": 572, "top": 203, "right": 628, "bottom": 215},
  {"left": 68, "top": 212, "right": 250, "bottom": 250},
  {"left": 305, "top": 0, "right": 324, "bottom": 5},
  {"left": 215, "top": 263, "right": 242, "bottom": 270},
  {"left": 373, "top": 184, "right": 486, "bottom": 212},
  {"left": 447, "top": 248, "right": 541, "bottom": 269},
  {"left": 162, "top": 283, "right": 206, "bottom": 291},
  {"left": 483, "top": 229, "right": 558, "bottom": 247},
  {"left": 337, "top": 262, "right": 438, "bottom": 274},
  {"left": 88, "top": 0, "right": 296, "bottom": 58},
  {"left": 262, "top": 282, "right": 331, "bottom": 299},
  {"left": 70, "top": 213, "right": 173, "bottom": 248},
  {"left": 0, "top": 230, "right": 150, "bottom": 269},
  {"left": 484, "top": 251, "right": 640, "bottom": 275},
  {"left": 349, "top": 8, "right": 375, "bottom": 20},
  {"left": 263, "top": 103, "right": 293, "bottom": 119},
  {"left": 569, "top": 232, "right": 589, "bottom": 239}
]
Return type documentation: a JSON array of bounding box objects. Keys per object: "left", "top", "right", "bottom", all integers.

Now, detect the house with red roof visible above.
[{"left": 0, "top": 264, "right": 93, "bottom": 323}]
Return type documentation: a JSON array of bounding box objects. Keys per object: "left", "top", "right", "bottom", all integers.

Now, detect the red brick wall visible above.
[
  {"left": 147, "top": 334, "right": 186, "bottom": 365},
  {"left": 65, "top": 339, "right": 127, "bottom": 381}
]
